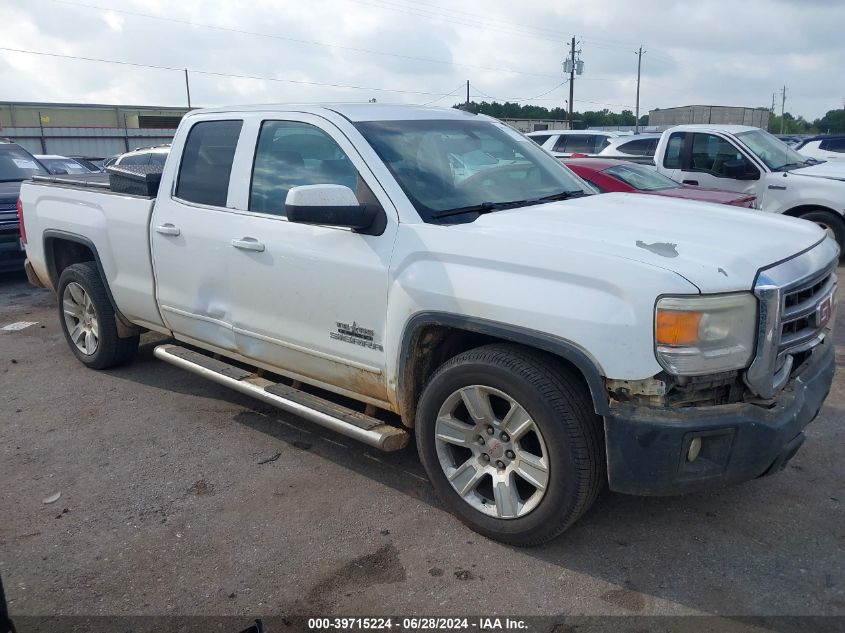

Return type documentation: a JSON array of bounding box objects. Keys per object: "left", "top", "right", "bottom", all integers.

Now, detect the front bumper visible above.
[
  {"left": 0, "top": 230, "right": 25, "bottom": 273},
  {"left": 604, "top": 339, "right": 835, "bottom": 496}
]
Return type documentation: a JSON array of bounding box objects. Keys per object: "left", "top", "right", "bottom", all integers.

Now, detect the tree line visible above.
[{"left": 455, "top": 101, "right": 845, "bottom": 134}]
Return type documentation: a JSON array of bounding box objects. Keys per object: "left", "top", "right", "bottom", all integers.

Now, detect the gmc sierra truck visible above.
[
  {"left": 651, "top": 124, "right": 845, "bottom": 247},
  {"left": 19, "top": 105, "right": 838, "bottom": 545}
]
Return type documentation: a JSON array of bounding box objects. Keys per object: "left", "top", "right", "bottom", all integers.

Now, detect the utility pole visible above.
[
  {"left": 568, "top": 36, "right": 576, "bottom": 129},
  {"left": 634, "top": 46, "right": 645, "bottom": 134},
  {"left": 779, "top": 85, "right": 787, "bottom": 134},
  {"left": 466, "top": 80, "right": 470, "bottom": 109},
  {"left": 185, "top": 69, "right": 192, "bottom": 108}
]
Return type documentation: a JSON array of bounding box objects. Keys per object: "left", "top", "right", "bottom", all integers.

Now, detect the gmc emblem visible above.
[{"left": 817, "top": 295, "right": 833, "bottom": 328}]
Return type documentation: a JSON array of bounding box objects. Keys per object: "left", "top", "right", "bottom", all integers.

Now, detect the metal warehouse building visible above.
[
  {"left": 0, "top": 101, "right": 190, "bottom": 157},
  {"left": 648, "top": 105, "right": 770, "bottom": 129}
]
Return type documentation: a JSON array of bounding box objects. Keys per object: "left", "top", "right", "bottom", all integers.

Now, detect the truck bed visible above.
[{"left": 20, "top": 178, "right": 166, "bottom": 331}]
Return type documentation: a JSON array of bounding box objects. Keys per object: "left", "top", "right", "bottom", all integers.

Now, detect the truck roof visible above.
[
  {"left": 184, "top": 103, "right": 481, "bottom": 122},
  {"left": 666, "top": 124, "right": 761, "bottom": 134}
]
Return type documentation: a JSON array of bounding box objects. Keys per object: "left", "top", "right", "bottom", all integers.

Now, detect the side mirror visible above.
[
  {"left": 722, "top": 158, "right": 748, "bottom": 179},
  {"left": 285, "top": 184, "right": 378, "bottom": 231}
]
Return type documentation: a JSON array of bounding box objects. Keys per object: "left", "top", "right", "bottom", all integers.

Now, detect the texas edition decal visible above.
[{"left": 330, "top": 321, "right": 384, "bottom": 351}]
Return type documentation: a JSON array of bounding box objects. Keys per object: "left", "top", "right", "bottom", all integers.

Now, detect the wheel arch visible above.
[
  {"left": 782, "top": 204, "right": 842, "bottom": 220},
  {"left": 44, "top": 230, "right": 140, "bottom": 338},
  {"left": 397, "top": 312, "right": 610, "bottom": 427}
]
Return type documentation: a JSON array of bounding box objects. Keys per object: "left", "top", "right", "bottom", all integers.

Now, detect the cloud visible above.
[{"left": 0, "top": 0, "right": 842, "bottom": 120}]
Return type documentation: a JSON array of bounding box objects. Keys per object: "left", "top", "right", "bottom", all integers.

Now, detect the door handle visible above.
[
  {"left": 768, "top": 184, "right": 787, "bottom": 190},
  {"left": 682, "top": 180, "right": 699, "bottom": 186},
  {"left": 155, "top": 223, "right": 181, "bottom": 236},
  {"left": 231, "top": 237, "right": 265, "bottom": 252}
]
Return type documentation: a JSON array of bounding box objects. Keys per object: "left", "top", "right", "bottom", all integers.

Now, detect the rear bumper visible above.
[
  {"left": 604, "top": 339, "right": 835, "bottom": 496},
  {"left": 0, "top": 230, "right": 25, "bottom": 273}
]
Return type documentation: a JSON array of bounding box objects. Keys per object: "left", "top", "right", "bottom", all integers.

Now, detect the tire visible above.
[
  {"left": 798, "top": 209, "right": 845, "bottom": 250},
  {"left": 415, "top": 343, "right": 604, "bottom": 546},
  {"left": 57, "top": 262, "right": 139, "bottom": 369}
]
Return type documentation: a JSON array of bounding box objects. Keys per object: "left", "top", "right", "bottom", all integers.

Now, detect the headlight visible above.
[{"left": 655, "top": 294, "right": 757, "bottom": 375}]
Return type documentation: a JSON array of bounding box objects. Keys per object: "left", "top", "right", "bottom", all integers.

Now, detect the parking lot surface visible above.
[{"left": 1, "top": 269, "right": 844, "bottom": 629}]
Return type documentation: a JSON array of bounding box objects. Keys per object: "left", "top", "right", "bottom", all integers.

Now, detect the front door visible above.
[
  {"left": 677, "top": 132, "right": 761, "bottom": 196},
  {"left": 225, "top": 114, "right": 398, "bottom": 405}
]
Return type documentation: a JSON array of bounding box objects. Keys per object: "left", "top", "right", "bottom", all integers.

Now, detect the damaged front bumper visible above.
[{"left": 604, "top": 338, "right": 835, "bottom": 496}]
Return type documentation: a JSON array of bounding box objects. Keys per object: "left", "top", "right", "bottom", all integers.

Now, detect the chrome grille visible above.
[
  {"left": 745, "top": 238, "right": 839, "bottom": 399},
  {"left": 779, "top": 269, "right": 836, "bottom": 352}
]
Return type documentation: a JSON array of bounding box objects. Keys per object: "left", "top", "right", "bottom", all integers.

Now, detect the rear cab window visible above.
[
  {"left": 175, "top": 120, "right": 243, "bottom": 207},
  {"left": 663, "top": 132, "right": 686, "bottom": 168}
]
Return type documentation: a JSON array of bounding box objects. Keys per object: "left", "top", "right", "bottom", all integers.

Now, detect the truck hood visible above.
[
  {"left": 464, "top": 193, "right": 826, "bottom": 293},
  {"left": 790, "top": 161, "right": 845, "bottom": 181}
]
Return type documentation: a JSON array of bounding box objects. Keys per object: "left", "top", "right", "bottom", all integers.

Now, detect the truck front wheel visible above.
[
  {"left": 57, "top": 262, "right": 139, "bottom": 369},
  {"left": 415, "top": 344, "right": 604, "bottom": 546}
]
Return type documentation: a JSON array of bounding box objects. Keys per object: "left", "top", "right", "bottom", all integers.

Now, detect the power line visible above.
[
  {"left": 48, "top": 0, "right": 563, "bottom": 80},
  {"left": 0, "top": 46, "right": 467, "bottom": 98},
  {"left": 421, "top": 83, "right": 467, "bottom": 106}
]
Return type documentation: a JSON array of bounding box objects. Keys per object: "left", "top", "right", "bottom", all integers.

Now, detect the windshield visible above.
[
  {"left": 604, "top": 163, "right": 679, "bottom": 191},
  {"left": 40, "top": 157, "right": 92, "bottom": 175},
  {"left": 354, "top": 119, "right": 589, "bottom": 223},
  {"left": 735, "top": 129, "right": 809, "bottom": 171},
  {"left": 0, "top": 145, "right": 47, "bottom": 182}
]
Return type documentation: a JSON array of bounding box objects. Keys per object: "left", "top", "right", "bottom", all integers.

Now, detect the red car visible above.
[{"left": 564, "top": 158, "right": 757, "bottom": 208}]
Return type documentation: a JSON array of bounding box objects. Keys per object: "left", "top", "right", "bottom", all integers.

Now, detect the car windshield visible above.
[
  {"left": 354, "top": 118, "right": 589, "bottom": 223},
  {"left": 0, "top": 146, "right": 47, "bottom": 182},
  {"left": 40, "top": 157, "right": 92, "bottom": 175},
  {"left": 735, "top": 129, "right": 810, "bottom": 171},
  {"left": 604, "top": 163, "right": 679, "bottom": 191}
]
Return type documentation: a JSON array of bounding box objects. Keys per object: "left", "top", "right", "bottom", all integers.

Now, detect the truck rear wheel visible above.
[
  {"left": 415, "top": 344, "right": 604, "bottom": 546},
  {"left": 57, "top": 262, "right": 139, "bottom": 369}
]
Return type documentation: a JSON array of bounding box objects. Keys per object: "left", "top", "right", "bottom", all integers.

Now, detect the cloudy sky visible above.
[{"left": 1, "top": 0, "right": 843, "bottom": 120}]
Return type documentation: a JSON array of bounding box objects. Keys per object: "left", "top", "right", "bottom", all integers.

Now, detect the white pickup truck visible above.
[
  {"left": 652, "top": 124, "right": 845, "bottom": 247},
  {"left": 19, "top": 104, "right": 839, "bottom": 545}
]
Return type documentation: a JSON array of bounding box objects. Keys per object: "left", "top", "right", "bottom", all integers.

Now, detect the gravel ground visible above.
[{"left": 1, "top": 268, "right": 843, "bottom": 632}]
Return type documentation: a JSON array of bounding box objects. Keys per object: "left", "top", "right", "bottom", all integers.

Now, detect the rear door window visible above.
[
  {"left": 555, "top": 135, "right": 593, "bottom": 153},
  {"left": 821, "top": 139, "right": 845, "bottom": 153},
  {"left": 616, "top": 138, "right": 652, "bottom": 156},
  {"left": 663, "top": 132, "right": 686, "bottom": 168},
  {"left": 528, "top": 134, "right": 551, "bottom": 146},
  {"left": 176, "top": 120, "right": 243, "bottom": 207}
]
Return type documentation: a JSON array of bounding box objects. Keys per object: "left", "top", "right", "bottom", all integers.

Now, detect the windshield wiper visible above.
[
  {"left": 528, "top": 190, "right": 587, "bottom": 203},
  {"left": 432, "top": 190, "right": 587, "bottom": 220},
  {"left": 432, "top": 201, "right": 511, "bottom": 219}
]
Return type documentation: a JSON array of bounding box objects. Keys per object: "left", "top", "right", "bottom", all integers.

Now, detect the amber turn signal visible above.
[{"left": 655, "top": 310, "right": 701, "bottom": 346}]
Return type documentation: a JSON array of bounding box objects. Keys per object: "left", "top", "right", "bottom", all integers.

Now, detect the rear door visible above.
[{"left": 150, "top": 117, "right": 244, "bottom": 351}]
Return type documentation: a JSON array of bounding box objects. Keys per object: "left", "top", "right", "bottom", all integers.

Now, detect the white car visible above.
[
  {"left": 19, "top": 104, "right": 838, "bottom": 545},
  {"left": 796, "top": 136, "right": 845, "bottom": 162},
  {"left": 597, "top": 133, "right": 662, "bottom": 158},
  {"left": 526, "top": 130, "right": 626, "bottom": 157}
]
